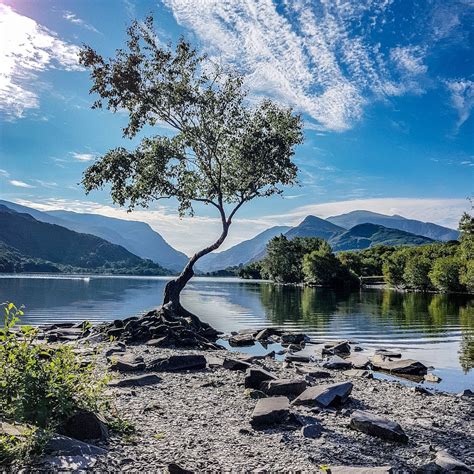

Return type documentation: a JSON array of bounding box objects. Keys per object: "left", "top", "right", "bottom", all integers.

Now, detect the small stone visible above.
[
  {"left": 146, "top": 336, "right": 169, "bottom": 347},
  {"left": 110, "top": 353, "right": 146, "bottom": 372},
  {"left": 375, "top": 349, "right": 402, "bottom": 358},
  {"left": 260, "top": 378, "right": 307, "bottom": 397},
  {"left": 343, "top": 369, "right": 372, "bottom": 378},
  {"left": 292, "top": 382, "right": 353, "bottom": 408},
  {"left": 424, "top": 373, "right": 442, "bottom": 383},
  {"left": 295, "top": 366, "right": 331, "bottom": 378},
  {"left": 322, "top": 340, "right": 351, "bottom": 355},
  {"left": 327, "top": 467, "right": 392, "bottom": 473},
  {"left": 350, "top": 410, "right": 408, "bottom": 443},
  {"left": 228, "top": 333, "right": 255, "bottom": 347},
  {"left": 148, "top": 355, "right": 207, "bottom": 372},
  {"left": 222, "top": 358, "right": 252, "bottom": 371},
  {"left": 434, "top": 450, "right": 472, "bottom": 472},
  {"left": 280, "top": 333, "right": 307, "bottom": 345},
  {"left": 244, "top": 367, "right": 277, "bottom": 389},
  {"left": 322, "top": 355, "right": 352, "bottom": 370},
  {"left": 345, "top": 354, "right": 370, "bottom": 369},
  {"left": 108, "top": 374, "right": 161, "bottom": 388},
  {"left": 370, "top": 355, "right": 427, "bottom": 375},
  {"left": 413, "top": 386, "right": 433, "bottom": 396},
  {"left": 301, "top": 423, "right": 322, "bottom": 439},
  {"left": 250, "top": 397, "right": 290, "bottom": 428},
  {"left": 167, "top": 462, "right": 194, "bottom": 474},
  {"left": 457, "top": 389, "right": 474, "bottom": 398}
]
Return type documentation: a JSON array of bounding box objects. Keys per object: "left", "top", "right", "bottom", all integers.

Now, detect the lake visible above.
[{"left": 0, "top": 274, "right": 473, "bottom": 393}]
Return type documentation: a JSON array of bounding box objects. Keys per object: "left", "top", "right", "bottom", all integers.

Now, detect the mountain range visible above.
[
  {"left": 0, "top": 200, "right": 459, "bottom": 275},
  {"left": 0, "top": 205, "right": 170, "bottom": 275}
]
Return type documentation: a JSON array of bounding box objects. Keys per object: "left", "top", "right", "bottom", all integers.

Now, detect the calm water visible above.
[{"left": 0, "top": 274, "right": 473, "bottom": 393}]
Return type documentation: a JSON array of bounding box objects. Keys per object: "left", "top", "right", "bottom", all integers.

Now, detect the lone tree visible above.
[{"left": 79, "top": 17, "right": 303, "bottom": 316}]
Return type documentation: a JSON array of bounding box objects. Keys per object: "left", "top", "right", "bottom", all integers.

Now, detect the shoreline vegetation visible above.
[{"left": 1, "top": 303, "right": 473, "bottom": 471}]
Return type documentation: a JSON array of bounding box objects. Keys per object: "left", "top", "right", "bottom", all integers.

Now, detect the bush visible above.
[
  {"left": 429, "top": 257, "right": 462, "bottom": 293},
  {"left": 403, "top": 255, "right": 432, "bottom": 291},
  {"left": 0, "top": 302, "right": 107, "bottom": 462}
]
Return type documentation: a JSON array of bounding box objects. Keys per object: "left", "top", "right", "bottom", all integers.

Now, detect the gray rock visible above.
[
  {"left": 108, "top": 374, "right": 161, "bottom": 387},
  {"left": 0, "top": 421, "right": 30, "bottom": 437},
  {"left": 458, "top": 389, "right": 474, "bottom": 398},
  {"left": 260, "top": 378, "right": 307, "bottom": 397},
  {"left": 322, "top": 340, "right": 351, "bottom": 355},
  {"left": 60, "top": 410, "right": 108, "bottom": 441},
  {"left": 424, "top": 373, "right": 442, "bottom": 383},
  {"left": 146, "top": 336, "right": 169, "bottom": 347},
  {"left": 223, "top": 357, "right": 252, "bottom": 371},
  {"left": 255, "top": 328, "right": 281, "bottom": 341},
  {"left": 280, "top": 333, "right": 307, "bottom": 345},
  {"left": 434, "top": 450, "right": 472, "bottom": 472},
  {"left": 285, "top": 345, "right": 319, "bottom": 363},
  {"left": 327, "top": 467, "right": 393, "bottom": 473},
  {"left": 168, "top": 462, "right": 194, "bottom": 473},
  {"left": 375, "top": 349, "right": 402, "bottom": 358},
  {"left": 350, "top": 410, "right": 408, "bottom": 443},
  {"left": 322, "top": 355, "right": 352, "bottom": 370},
  {"left": 105, "top": 344, "right": 126, "bottom": 359},
  {"left": 110, "top": 353, "right": 146, "bottom": 372},
  {"left": 229, "top": 333, "right": 255, "bottom": 347},
  {"left": 42, "top": 455, "right": 99, "bottom": 470},
  {"left": 295, "top": 365, "right": 331, "bottom": 378},
  {"left": 148, "top": 354, "right": 207, "bottom": 372},
  {"left": 45, "top": 434, "right": 107, "bottom": 456},
  {"left": 370, "top": 354, "right": 427, "bottom": 375},
  {"left": 292, "top": 381, "right": 353, "bottom": 407},
  {"left": 244, "top": 367, "right": 277, "bottom": 389},
  {"left": 346, "top": 354, "right": 371, "bottom": 369},
  {"left": 250, "top": 396, "right": 290, "bottom": 427},
  {"left": 301, "top": 423, "right": 322, "bottom": 439},
  {"left": 343, "top": 369, "right": 372, "bottom": 378}
]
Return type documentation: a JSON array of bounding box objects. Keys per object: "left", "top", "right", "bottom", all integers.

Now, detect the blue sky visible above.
[{"left": 0, "top": 0, "right": 473, "bottom": 254}]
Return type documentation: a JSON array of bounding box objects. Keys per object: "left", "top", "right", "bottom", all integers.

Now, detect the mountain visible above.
[
  {"left": 329, "top": 223, "right": 434, "bottom": 252},
  {"left": 285, "top": 215, "right": 344, "bottom": 240},
  {"left": 197, "top": 225, "right": 291, "bottom": 273},
  {"left": 0, "top": 200, "right": 188, "bottom": 272},
  {"left": 0, "top": 206, "right": 170, "bottom": 275},
  {"left": 47, "top": 210, "right": 189, "bottom": 272},
  {"left": 327, "top": 210, "right": 458, "bottom": 241}
]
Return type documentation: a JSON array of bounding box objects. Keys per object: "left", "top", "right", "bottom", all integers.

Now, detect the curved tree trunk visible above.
[{"left": 163, "top": 220, "right": 229, "bottom": 316}]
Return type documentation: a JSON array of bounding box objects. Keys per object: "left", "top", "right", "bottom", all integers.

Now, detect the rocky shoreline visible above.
[{"left": 6, "top": 311, "right": 474, "bottom": 472}]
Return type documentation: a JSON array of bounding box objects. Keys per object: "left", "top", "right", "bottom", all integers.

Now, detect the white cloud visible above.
[
  {"left": 163, "top": 0, "right": 432, "bottom": 131},
  {"left": 70, "top": 152, "right": 96, "bottom": 162},
  {"left": 445, "top": 79, "right": 474, "bottom": 131},
  {"left": 12, "top": 196, "right": 468, "bottom": 255},
  {"left": 9, "top": 180, "right": 35, "bottom": 188},
  {"left": 0, "top": 4, "right": 81, "bottom": 119},
  {"left": 62, "top": 11, "right": 99, "bottom": 33},
  {"left": 0, "top": 169, "right": 10, "bottom": 177}
]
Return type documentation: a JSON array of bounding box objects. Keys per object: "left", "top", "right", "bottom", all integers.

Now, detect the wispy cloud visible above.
[
  {"left": 9, "top": 180, "right": 35, "bottom": 188},
  {"left": 0, "top": 169, "right": 10, "bottom": 177},
  {"left": 0, "top": 4, "right": 81, "bottom": 120},
  {"left": 445, "top": 79, "right": 474, "bottom": 131},
  {"left": 70, "top": 152, "right": 96, "bottom": 162},
  {"left": 62, "top": 11, "right": 99, "bottom": 33}
]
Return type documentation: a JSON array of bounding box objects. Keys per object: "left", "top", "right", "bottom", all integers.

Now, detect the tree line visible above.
[{"left": 239, "top": 212, "right": 474, "bottom": 294}]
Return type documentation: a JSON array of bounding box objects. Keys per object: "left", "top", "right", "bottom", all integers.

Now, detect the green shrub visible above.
[
  {"left": 0, "top": 303, "right": 106, "bottom": 431},
  {"left": 403, "top": 255, "right": 432, "bottom": 291},
  {"left": 429, "top": 257, "right": 462, "bottom": 293}
]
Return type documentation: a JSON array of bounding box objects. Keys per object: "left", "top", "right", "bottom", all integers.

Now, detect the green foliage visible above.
[
  {"left": 238, "top": 261, "right": 264, "bottom": 279},
  {"left": 429, "top": 257, "right": 463, "bottom": 293},
  {"left": 403, "top": 255, "right": 432, "bottom": 291},
  {"left": 0, "top": 303, "right": 106, "bottom": 431}
]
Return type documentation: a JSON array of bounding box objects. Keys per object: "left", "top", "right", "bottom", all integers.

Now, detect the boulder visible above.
[
  {"left": 350, "top": 410, "right": 408, "bottom": 443},
  {"left": 250, "top": 396, "right": 290, "bottom": 428},
  {"left": 260, "top": 378, "right": 307, "bottom": 397},
  {"left": 44, "top": 434, "right": 107, "bottom": 456},
  {"left": 346, "top": 354, "right": 370, "bottom": 369},
  {"left": 229, "top": 333, "right": 255, "bottom": 347},
  {"left": 292, "top": 382, "right": 353, "bottom": 408},
  {"left": 322, "top": 340, "right": 351, "bottom": 355},
  {"left": 433, "top": 450, "right": 472, "bottom": 472},
  {"left": 322, "top": 355, "right": 352, "bottom": 370},
  {"left": 41, "top": 456, "right": 99, "bottom": 471},
  {"left": 343, "top": 369, "right": 372, "bottom": 378},
  {"left": 223, "top": 358, "right": 252, "bottom": 371},
  {"left": 110, "top": 353, "right": 146, "bottom": 372},
  {"left": 301, "top": 423, "right": 322, "bottom": 439},
  {"left": 60, "top": 410, "right": 108, "bottom": 441},
  {"left": 148, "top": 355, "right": 207, "bottom": 372},
  {"left": 424, "top": 373, "right": 442, "bottom": 383},
  {"left": 370, "top": 355, "right": 427, "bottom": 376},
  {"left": 108, "top": 374, "right": 161, "bottom": 388},
  {"left": 244, "top": 367, "right": 277, "bottom": 389}
]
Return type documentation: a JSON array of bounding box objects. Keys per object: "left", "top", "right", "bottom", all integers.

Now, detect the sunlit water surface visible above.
[{"left": 0, "top": 274, "right": 472, "bottom": 393}]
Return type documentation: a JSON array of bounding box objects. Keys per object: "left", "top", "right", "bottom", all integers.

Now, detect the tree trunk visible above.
[{"left": 163, "top": 220, "right": 229, "bottom": 316}]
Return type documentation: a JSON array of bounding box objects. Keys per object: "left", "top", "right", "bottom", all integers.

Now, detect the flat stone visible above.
[
  {"left": 168, "top": 462, "right": 194, "bottom": 474},
  {"left": 370, "top": 355, "right": 427, "bottom": 375},
  {"left": 295, "top": 365, "right": 331, "bottom": 378},
  {"left": 110, "top": 353, "right": 146, "bottom": 372},
  {"left": 292, "top": 381, "right": 353, "bottom": 407},
  {"left": 250, "top": 396, "right": 290, "bottom": 427},
  {"left": 260, "top": 378, "right": 307, "bottom": 397},
  {"left": 327, "top": 467, "right": 393, "bottom": 473},
  {"left": 45, "top": 434, "right": 107, "bottom": 456},
  {"left": 108, "top": 374, "right": 161, "bottom": 388},
  {"left": 350, "top": 410, "right": 408, "bottom": 443},
  {"left": 255, "top": 328, "right": 281, "bottom": 341},
  {"left": 280, "top": 333, "right": 307, "bottom": 345},
  {"left": 322, "top": 340, "right": 351, "bottom": 355},
  {"left": 244, "top": 367, "right": 277, "bottom": 389},
  {"left": 228, "top": 333, "right": 255, "bottom": 347},
  {"left": 375, "top": 349, "right": 402, "bottom": 358},
  {"left": 0, "top": 421, "right": 30, "bottom": 437},
  {"left": 42, "top": 455, "right": 99, "bottom": 470},
  {"left": 346, "top": 354, "right": 371, "bottom": 369},
  {"left": 223, "top": 358, "right": 252, "bottom": 371},
  {"left": 286, "top": 345, "right": 321, "bottom": 363},
  {"left": 343, "top": 369, "right": 372, "bottom": 378},
  {"left": 434, "top": 450, "right": 472, "bottom": 472},
  {"left": 148, "top": 354, "right": 207, "bottom": 372},
  {"left": 322, "top": 355, "right": 352, "bottom": 370},
  {"left": 146, "top": 336, "right": 169, "bottom": 347},
  {"left": 105, "top": 344, "right": 126, "bottom": 358}
]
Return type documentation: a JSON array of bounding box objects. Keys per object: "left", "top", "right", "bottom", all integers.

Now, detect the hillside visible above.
[
  {"left": 329, "top": 223, "right": 434, "bottom": 251},
  {"left": 285, "top": 215, "right": 344, "bottom": 240},
  {"left": 197, "top": 225, "right": 291, "bottom": 273},
  {"left": 0, "top": 200, "right": 188, "bottom": 272},
  {"left": 0, "top": 206, "right": 170, "bottom": 275},
  {"left": 327, "top": 210, "right": 458, "bottom": 241}
]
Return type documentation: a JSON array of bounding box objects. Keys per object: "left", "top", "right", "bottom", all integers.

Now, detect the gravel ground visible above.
[{"left": 76, "top": 342, "right": 474, "bottom": 473}]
